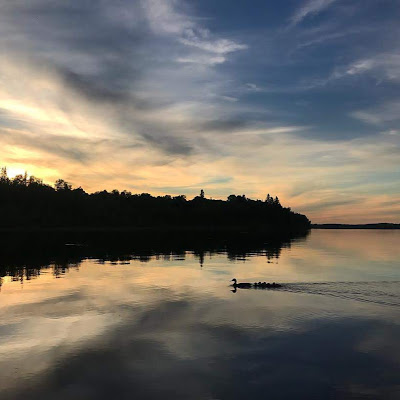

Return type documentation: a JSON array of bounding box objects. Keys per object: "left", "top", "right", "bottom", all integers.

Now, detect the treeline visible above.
[{"left": 0, "top": 168, "right": 310, "bottom": 231}]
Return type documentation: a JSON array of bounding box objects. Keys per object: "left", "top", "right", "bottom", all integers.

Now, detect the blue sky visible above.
[{"left": 0, "top": 0, "right": 399, "bottom": 222}]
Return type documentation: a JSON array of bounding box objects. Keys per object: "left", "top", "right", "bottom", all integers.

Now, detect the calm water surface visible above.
[{"left": 0, "top": 230, "right": 399, "bottom": 399}]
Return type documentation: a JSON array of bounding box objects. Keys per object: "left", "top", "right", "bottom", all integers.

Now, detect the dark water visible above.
[{"left": 0, "top": 230, "right": 399, "bottom": 399}]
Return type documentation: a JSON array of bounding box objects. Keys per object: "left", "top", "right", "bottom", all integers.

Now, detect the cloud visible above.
[
  {"left": 143, "top": 0, "right": 247, "bottom": 56},
  {"left": 179, "top": 30, "right": 247, "bottom": 54},
  {"left": 0, "top": 0, "right": 250, "bottom": 160},
  {"left": 245, "top": 83, "right": 263, "bottom": 92},
  {"left": 142, "top": 0, "right": 193, "bottom": 35},
  {"left": 0, "top": 0, "right": 399, "bottom": 222},
  {"left": 3, "top": 273, "right": 400, "bottom": 400},
  {"left": 290, "top": 0, "right": 338, "bottom": 26},
  {"left": 333, "top": 54, "right": 400, "bottom": 82},
  {"left": 177, "top": 55, "right": 226, "bottom": 65},
  {"left": 295, "top": 29, "right": 365, "bottom": 51},
  {"left": 351, "top": 101, "right": 400, "bottom": 126},
  {"left": 381, "top": 129, "right": 400, "bottom": 136}
]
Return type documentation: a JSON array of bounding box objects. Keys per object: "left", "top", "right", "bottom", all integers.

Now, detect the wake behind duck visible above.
[{"left": 231, "top": 278, "right": 282, "bottom": 290}]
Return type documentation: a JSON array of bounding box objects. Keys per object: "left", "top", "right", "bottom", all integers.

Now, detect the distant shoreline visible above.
[{"left": 312, "top": 223, "right": 400, "bottom": 229}]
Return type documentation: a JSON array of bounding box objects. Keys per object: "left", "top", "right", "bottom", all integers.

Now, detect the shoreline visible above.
[{"left": 312, "top": 223, "right": 400, "bottom": 229}]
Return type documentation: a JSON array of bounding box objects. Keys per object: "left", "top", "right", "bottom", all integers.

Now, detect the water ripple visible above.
[{"left": 282, "top": 281, "right": 400, "bottom": 307}]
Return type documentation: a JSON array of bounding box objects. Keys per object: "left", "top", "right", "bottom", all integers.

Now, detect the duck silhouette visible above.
[
  {"left": 231, "top": 278, "right": 252, "bottom": 288},
  {"left": 231, "top": 278, "right": 282, "bottom": 290}
]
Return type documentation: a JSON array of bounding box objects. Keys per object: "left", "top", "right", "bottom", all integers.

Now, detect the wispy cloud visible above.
[
  {"left": 142, "top": 0, "right": 193, "bottom": 35},
  {"left": 179, "top": 30, "right": 247, "bottom": 54},
  {"left": 333, "top": 54, "right": 400, "bottom": 82},
  {"left": 381, "top": 129, "right": 400, "bottom": 136},
  {"left": 351, "top": 101, "right": 400, "bottom": 126},
  {"left": 177, "top": 55, "right": 226, "bottom": 65},
  {"left": 289, "top": 0, "right": 338, "bottom": 26},
  {"left": 143, "top": 0, "right": 247, "bottom": 58}
]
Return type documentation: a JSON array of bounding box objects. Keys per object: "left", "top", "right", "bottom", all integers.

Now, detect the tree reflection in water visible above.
[{"left": 0, "top": 230, "right": 309, "bottom": 285}]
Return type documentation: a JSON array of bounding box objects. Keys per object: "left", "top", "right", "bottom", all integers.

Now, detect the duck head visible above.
[{"left": 231, "top": 278, "right": 237, "bottom": 284}]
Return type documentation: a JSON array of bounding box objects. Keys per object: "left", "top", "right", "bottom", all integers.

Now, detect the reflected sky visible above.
[{"left": 0, "top": 230, "right": 399, "bottom": 399}]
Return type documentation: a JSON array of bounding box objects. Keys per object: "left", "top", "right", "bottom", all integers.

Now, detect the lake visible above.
[{"left": 0, "top": 229, "right": 399, "bottom": 399}]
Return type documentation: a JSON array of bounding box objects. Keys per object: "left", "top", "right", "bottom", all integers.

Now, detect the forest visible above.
[{"left": 0, "top": 168, "right": 311, "bottom": 232}]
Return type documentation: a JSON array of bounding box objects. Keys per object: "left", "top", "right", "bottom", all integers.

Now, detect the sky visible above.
[{"left": 0, "top": 0, "right": 399, "bottom": 223}]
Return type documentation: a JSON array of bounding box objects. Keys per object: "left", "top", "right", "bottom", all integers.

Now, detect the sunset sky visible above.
[{"left": 0, "top": 0, "right": 399, "bottom": 223}]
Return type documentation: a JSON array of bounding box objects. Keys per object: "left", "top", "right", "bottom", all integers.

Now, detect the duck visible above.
[
  {"left": 231, "top": 279, "right": 282, "bottom": 289},
  {"left": 264, "top": 282, "right": 282, "bottom": 288},
  {"left": 231, "top": 278, "right": 252, "bottom": 288}
]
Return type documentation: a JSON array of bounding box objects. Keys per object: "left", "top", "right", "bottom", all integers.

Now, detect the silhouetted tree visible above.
[
  {"left": 12, "top": 173, "right": 28, "bottom": 187},
  {"left": 55, "top": 179, "right": 72, "bottom": 191},
  {"left": 0, "top": 166, "right": 311, "bottom": 231},
  {"left": 0, "top": 167, "right": 8, "bottom": 183},
  {"left": 266, "top": 193, "right": 274, "bottom": 205}
]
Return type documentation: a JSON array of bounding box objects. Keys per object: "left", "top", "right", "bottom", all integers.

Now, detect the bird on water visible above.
[
  {"left": 231, "top": 278, "right": 282, "bottom": 289},
  {"left": 231, "top": 278, "right": 252, "bottom": 288}
]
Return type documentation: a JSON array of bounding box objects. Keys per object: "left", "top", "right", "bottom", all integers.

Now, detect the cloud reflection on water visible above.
[{"left": 0, "top": 230, "right": 399, "bottom": 399}]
